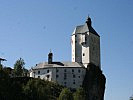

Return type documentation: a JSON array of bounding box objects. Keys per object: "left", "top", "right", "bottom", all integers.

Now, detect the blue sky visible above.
[{"left": 0, "top": 0, "right": 133, "bottom": 100}]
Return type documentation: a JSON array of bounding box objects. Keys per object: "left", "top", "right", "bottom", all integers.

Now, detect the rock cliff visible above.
[{"left": 83, "top": 63, "right": 106, "bottom": 100}]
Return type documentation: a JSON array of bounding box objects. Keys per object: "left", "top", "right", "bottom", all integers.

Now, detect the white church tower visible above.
[{"left": 71, "top": 17, "right": 100, "bottom": 68}]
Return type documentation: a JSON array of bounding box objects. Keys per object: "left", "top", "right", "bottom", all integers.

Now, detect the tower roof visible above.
[{"left": 73, "top": 17, "right": 100, "bottom": 37}]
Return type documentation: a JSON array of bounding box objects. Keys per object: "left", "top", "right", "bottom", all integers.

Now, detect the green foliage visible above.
[
  {"left": 0, "top": 65, "right": 89, "bottom": 100},
  {"left": 23, "top": 79, "right": 63, "bottom": 100},
  {"left": 14, "top": 58, "right": 25, "bottom": 76},
  {"left": 0, "top": 73, "right": 22, "bottom": 99},
  {"left": 23, "top": 79, "right": 49, "bottom": 100},
  {"left": 0, "top": 66, "right": 9, "bottom": 78},
  {"left": 58, "top": 88, "right": 73, "bottom": 100},
  {"left": 73, "top": 87, "right": 86, "bottom": 100},
  {"left": 0, "top": 64, "right": 3, "bottom": 70},
  {"left": 3, "top": 67, "right": 12, "bottom": 75}
]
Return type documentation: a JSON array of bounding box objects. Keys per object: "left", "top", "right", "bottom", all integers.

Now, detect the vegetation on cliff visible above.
[
  {"left": 0, "top": 58, "right": 106, "bottom": 100},
  {"left": 0, "top": 66, "right": 86, "bottom": 100}
]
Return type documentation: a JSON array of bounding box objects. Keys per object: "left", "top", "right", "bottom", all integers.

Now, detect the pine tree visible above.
[{"left": 14, "top": 58, "right": 25, "bottom": 76}]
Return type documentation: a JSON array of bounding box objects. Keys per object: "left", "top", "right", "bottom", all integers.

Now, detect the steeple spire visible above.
[{"left": 86, "top": 16, "right": 92, "bottom": 27}]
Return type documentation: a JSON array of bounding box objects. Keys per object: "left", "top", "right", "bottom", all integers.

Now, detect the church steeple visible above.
[{"left": 86, "top": 16, "right": 92, "bottom": 27}]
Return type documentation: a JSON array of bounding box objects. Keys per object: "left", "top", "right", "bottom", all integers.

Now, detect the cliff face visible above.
[{"left": 83, "top": 63, "right": 106, "bottom": 100}]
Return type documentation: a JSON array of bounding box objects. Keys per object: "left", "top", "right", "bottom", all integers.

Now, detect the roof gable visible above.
[{"left": 74, "top": 23, "right": 100, "bottom": 37}]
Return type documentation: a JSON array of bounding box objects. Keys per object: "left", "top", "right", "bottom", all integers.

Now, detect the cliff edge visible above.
[{"left": 83, "top": 63, "right": 106, "bottom": 100}]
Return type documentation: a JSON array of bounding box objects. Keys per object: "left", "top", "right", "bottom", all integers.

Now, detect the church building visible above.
[{"left": 29, "top": 17, "right": 101, "bottom": 89}]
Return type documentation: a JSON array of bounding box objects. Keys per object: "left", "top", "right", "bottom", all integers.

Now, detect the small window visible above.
[
  {"left": 47, "top": 75, "right": 50, "bottom": 78},
  {"left": 83, "top": 53, "right": 85, "bottom": 56},
  {"left": 72, "top": 69, "right": 74, "bottom": 72},
  {"left": 38, "top": 76, "right": 40, "bottom": 78},
  {"left": 73, "top": 75, "right": 76, "bottom": 78},
  {"left": 75, "top": 41, "right": 77, "bottom": 43},
  {"left": 78, "top": 76, "right": 80, "bottom": 78},
  {"left": 78, "top": 69, "right": 81, "bottom": 73},
  {"left": 64, "top": 69, "right": 67, "bottom": 72},
  {"left": 47, "top": 70, "right": 49, "bottom": 73},
  {"left": 38, "top": 71, "right": 40, "bottom": 74},
  {"left": 56, "top": 69, "right": 59, "bottom": 72},
  {"left": 56, "top": 75, "right": 59, "bottom": 78},
  {"left": 85, "top": 36, "right": 87, "bottom": 41},
  {"left": 64, "top": 73, "right": 67, "bottom": 80},
  {"left": 73, "top": 82, "right": 75, "bottom": 84},
  {"left": 75, "top": 35, "right": 77, "bottom": 37}
]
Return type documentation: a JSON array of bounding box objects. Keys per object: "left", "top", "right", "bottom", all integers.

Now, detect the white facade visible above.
[
  {"left": 71, "top": 17, "right": 100, "bottom": 68},
  {"left": 30, "top": 17, "right": 101, "bottom": 89},
  {"left": 30, "top": 62, "right": 86, "bottom": 89}
]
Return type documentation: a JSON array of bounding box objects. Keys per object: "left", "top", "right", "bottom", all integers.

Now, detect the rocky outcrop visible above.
[{"left": 83, "top": 63, "right": 106, "bottom": 100}]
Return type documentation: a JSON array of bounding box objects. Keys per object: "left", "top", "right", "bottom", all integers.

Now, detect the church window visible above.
[
  {"left": 38, "top": 71, "right": 40, "bottom": 74},
  {"left": 47, "top": 70, "right": 49, "bottom": 73},
  {"left": 83, "top": 53, "right": 85, "bottom": 56}
]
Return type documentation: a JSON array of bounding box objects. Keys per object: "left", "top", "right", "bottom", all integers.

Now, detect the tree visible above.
[
  {"left": 14, "top": 58, "right": 25, "bottom": 76},
  {"left": 0, "top": 65, "right": 9, "bottom": 78},
  {"left": 0, "top": 64, "right": 3, "bottom": 70},
  {"left": 58, "top": 88, "right": 73, "bottom": 100},
  {"left": 23, "top": 68, "right": 29, "bottom": 77},
  {"left": 73, "top": 87, "right": 86, "bottom": 100},
  {"left": 23, "top": 79, "right": 49, "bottom": 100}
]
